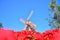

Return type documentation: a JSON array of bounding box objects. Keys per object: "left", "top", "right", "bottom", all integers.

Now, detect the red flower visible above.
[{"left": 0, "top": 29, "right": 16, "bottom": 40}]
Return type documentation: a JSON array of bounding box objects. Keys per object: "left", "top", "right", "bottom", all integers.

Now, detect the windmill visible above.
[{"left": 20, "top": 10, "right": 36, "bottom": 31}]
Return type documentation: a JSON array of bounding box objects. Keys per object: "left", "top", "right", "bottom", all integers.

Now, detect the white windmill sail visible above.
[{"left": 27, "top": 10, "right": 34, "bottom": 20}]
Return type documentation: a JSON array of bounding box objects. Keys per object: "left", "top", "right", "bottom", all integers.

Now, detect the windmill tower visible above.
[{"left": 20, "top": 10, "right": 36, "bottom": 31}]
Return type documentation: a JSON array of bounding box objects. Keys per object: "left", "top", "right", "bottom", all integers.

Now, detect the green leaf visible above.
[{"left": 57, "top": 6, "right": 60, "bottom": 11}]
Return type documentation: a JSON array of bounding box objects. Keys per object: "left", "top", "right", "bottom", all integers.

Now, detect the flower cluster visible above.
[{"left": 0, "top": 28, "right": 60, "bottom": 40}]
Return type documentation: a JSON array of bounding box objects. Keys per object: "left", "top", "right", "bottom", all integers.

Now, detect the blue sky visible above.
[{"left": 0, "top": 0, "right": 59, "bottom": 32}]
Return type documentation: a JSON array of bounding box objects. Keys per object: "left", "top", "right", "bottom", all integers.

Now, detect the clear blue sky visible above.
[{"left": 0, "top": 0, "right": 59, "bottom": 32}]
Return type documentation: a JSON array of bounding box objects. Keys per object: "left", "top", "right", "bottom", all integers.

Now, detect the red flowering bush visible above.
[
  {"left": 17, "top": 30, "right": 43, "bottom": 40},
  {"left": 52, "top": 29, "right": 60, "bottom": 40},
  {"left": 42, "top": 30, "right": 54, "bottom": 40},
  {"left": 42, "top": 29, "right": 60, "bottom": 40},
  {"left": 0, "top": 29, "right": 43, "bottom": 40},
  {"left": 0, "top": 28, "right": 60, "bottom": 40},
  {"left": 0, "top": 29, "right": 16, "bottom": 40}
]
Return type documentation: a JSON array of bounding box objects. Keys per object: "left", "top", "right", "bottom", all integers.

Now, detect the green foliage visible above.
[
  {"left": 54, "top": 12, "right": 57, "bottom": 19},
  {"left": 48, "top": 0, "right": 60, "bottom": 29},
  {"left": 57, "top": 6, "right": 60, "bottom": 11},
  {"left": 50, "top": 3, "right": 56, "bottom": 9},
  {"left": 49, "top": 0, "right": 56, "bottom": 11},
  {"left": 52, "top": 0, "right": 56, "bottom": 3},
  {"left": 0, "top": 23, "right": 3, "bottom": 28}
]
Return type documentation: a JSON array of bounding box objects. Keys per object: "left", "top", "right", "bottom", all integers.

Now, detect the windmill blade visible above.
[
  {"left": 29, "top": 21, "right": 36, "bottom": 27},
  {"left": 33, "top": 23, "right": 36, "bottom": 27},
  {"left": 23, "top": 25, "right": 26, "bottom": 30},
  {"left": 31, "top": 22, "right": 36, "bottom": 29},
  {"left": 20, "top": 18, "right": 25, "bottom": 24},
  {"left": 23, "top": 25, "right": 27, "bottom": 30},
  {"left": 27, "top": 10, "right": 34, "bottom": 20}
]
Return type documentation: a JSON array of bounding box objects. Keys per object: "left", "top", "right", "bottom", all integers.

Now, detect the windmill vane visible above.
[{"left": 20, "top": 10, "right": 36, "bottom": 31}]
